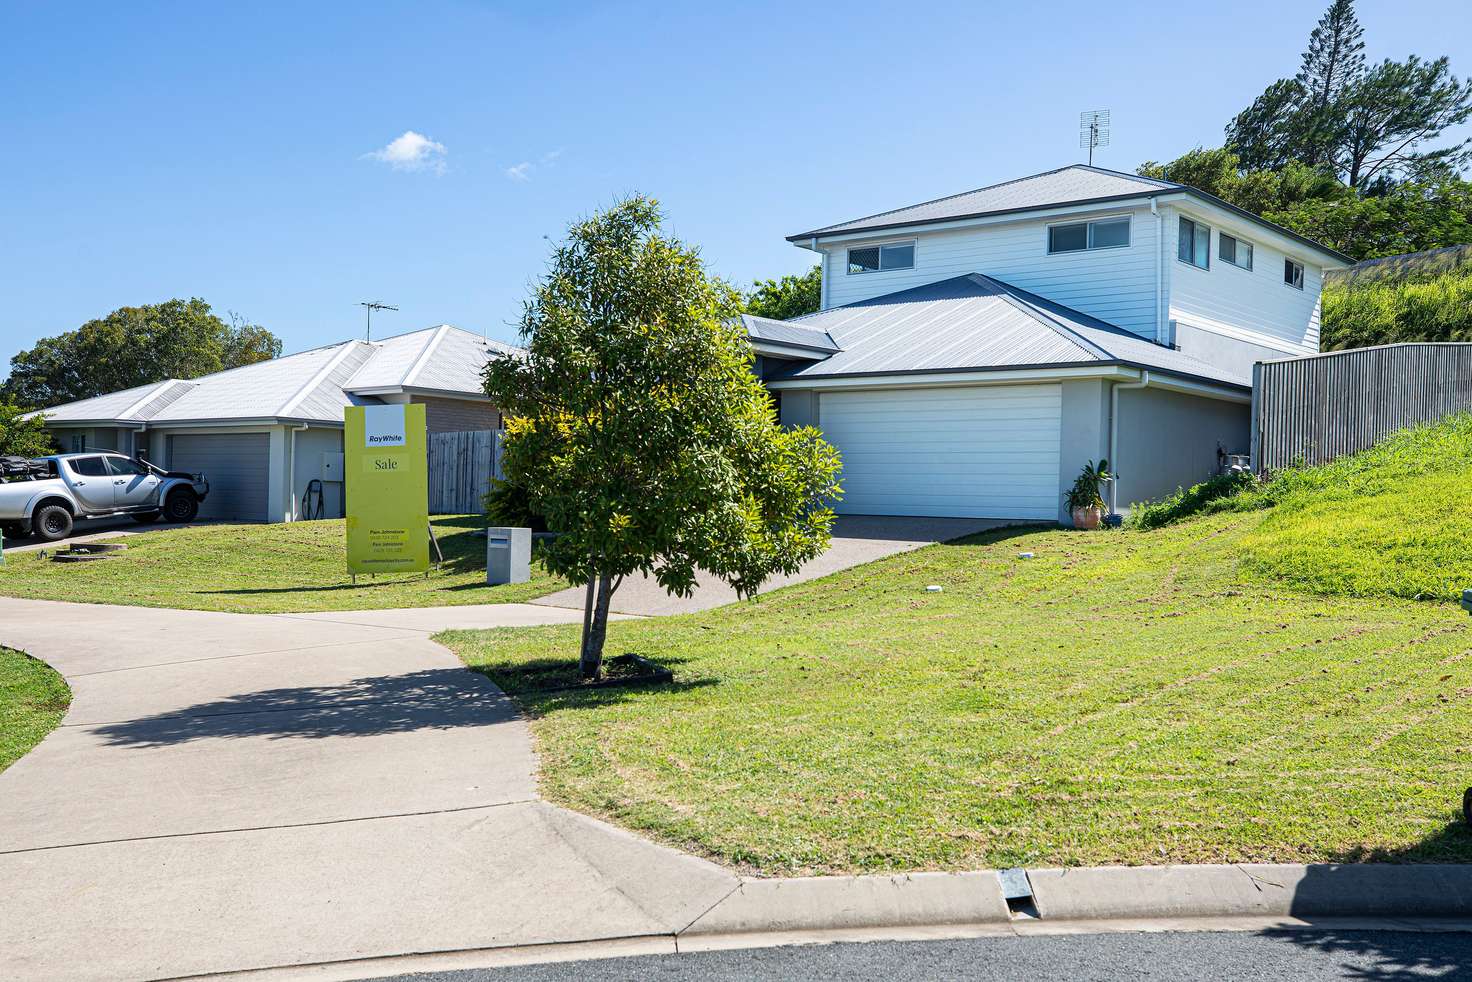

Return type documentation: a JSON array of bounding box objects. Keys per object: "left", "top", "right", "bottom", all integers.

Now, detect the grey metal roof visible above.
[
  {"left": 788, "top": 164, "right": 1354, "bottom": 265},
  {"left": 740, "top": 314, "right": 840, "bottom": 353},
  {"left": 344, "top": 324, "right": 519, "bottom": 394},
  {"left": 789, "top": 166, "right": 1177, "bottom": 240},
  {"left": 32, "top": 325, "right": 525, "bottom": 428},
  {"left": 768, "top": 273, "right": 1251, "bottom": 389}
]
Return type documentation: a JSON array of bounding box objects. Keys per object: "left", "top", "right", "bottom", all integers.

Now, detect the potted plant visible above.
[{"left": 1064, "top": 459, "right": 1114, "bottom": 530}]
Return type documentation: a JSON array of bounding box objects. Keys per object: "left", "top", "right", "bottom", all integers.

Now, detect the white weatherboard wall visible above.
[
  {"left": 1164, "top": 203, "right": 1323, "bottom": 358},
  {"left": 819, "top": 205, "right": 1161, "bottom": 338},
  {"left": 817, "top": 383, "right": 1062, "bottom": 519}
]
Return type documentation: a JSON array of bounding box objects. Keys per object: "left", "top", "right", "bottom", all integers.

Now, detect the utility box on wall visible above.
[
  {"left": 486, "top": 526, "right": 531, "bottom": 585},
  {"left": 320, "top": 452, "right": 344, "bottom": 482}
]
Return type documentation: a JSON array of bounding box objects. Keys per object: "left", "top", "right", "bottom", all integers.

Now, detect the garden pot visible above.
[{"left": 1071, "top": 505, "right": 1103, "bottom": 530}]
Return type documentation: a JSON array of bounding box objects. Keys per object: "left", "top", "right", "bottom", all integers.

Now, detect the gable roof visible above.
[
  {"left": 759, "top": 273, "right": 1251, "bottom": 389},
  {"left": 788, "top": 164, "right": 1353, "bottom": 265},
  {"left": 32, "top": 325, "right": 520, "bottom": 428}
]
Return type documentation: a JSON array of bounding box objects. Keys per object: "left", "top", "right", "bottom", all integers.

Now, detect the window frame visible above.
[
  {"left": 1283, "top": 257, "right": 1306, "bottom": 291},
  {"left": 1045, "top": 215, "right": 1132, "bottom": 255},
  {"left": 66, "top": 455, "right": 110, "bottom": 477},
  {"left": 1219, "top": 231, "right": 1254, "bottom": 271},
  {"left": 1177, "top": 216, "right": 1211, "bottom": 270},
  {"left": 846, "top": 239, "right": 918, "bottom": 275}
]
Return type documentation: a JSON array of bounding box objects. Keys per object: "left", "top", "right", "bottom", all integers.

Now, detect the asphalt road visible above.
[{"left": 370, "top": 929, "right": 1472, "bottom": 981}]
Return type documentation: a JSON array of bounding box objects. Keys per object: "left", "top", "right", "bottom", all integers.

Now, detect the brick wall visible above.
[{"left": 413, "top": 395, "right": 501, "bottom": 433}]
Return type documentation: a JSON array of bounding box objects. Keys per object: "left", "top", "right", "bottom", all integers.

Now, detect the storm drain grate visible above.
[{"left": 997, "top": 867, "right": 1038, "bottom": 918}]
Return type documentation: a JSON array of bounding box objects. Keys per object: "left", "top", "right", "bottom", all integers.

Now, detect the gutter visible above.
[{"left": 1108, "top": 370, "right": 1150, "bottom": 516}]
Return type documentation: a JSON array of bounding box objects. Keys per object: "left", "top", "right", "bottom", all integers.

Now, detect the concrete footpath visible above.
[{"left": 4, "top": 598, "right": 1472, "bottom": 982}]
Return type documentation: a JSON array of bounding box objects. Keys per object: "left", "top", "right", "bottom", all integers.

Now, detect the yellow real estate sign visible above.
[{"left": 344, "top": 404, "right": 429, "bottom": 575}]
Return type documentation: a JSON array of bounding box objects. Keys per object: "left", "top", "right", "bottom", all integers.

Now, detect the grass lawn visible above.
[
  {"left": 442, "top": 418, "right": 1472, "bottom": 875},
  {"left": 0, "top": 515, "right": 564, "bottom": 613},
  {"left": 0, "top": 647, "right": 70, "bottom": 773}
]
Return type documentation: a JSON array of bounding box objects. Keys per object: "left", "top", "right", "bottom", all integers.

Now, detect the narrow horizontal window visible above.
[
  {"left": 1047, "top": 217, "right": 1129, "bottom": 254},
  {"left": 1284, "top": 258, "right": 1305, "bottom": 290},
  {"left": 846, "top": 241, "right": 915, "bottom": 274},
  {"left": 1178, "top": 217, "right": 1209, "bottom": 269},
  {"left": 1220, "top": 233, "right": 1253, "bottom": 270}
]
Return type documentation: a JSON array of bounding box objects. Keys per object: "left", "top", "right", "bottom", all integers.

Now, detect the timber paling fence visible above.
[
  {"left": 1251, "top": 343, "right": 1472, "bottom": 473},
  {"left": 427, "top": 429, "right": 503, "bottom": 514}
]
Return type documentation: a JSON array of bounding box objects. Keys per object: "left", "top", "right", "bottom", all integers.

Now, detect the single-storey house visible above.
[
  {"left": 749, "top": 164, "right": 1352, "bottom": 522},
  {"left": 32, "top": 325, "right": 516, "bottom": 522}
]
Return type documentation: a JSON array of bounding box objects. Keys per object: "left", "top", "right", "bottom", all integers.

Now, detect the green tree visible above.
[
  {"left": 483, "top": 197, "right": 843, "bottom": 679},
  {"left": 0, "top": 400, "right": 53, "bottom": 458},
  {"left": 1139, "top": 148, "right": 1472, "bottom": 261},
  {"left": 3, "top": 299, "right": 281, "bottom": 408},
  {"left": 1225, "top": 0, "right": 1472, "bottom": 188},
  {"left": 745, "top": 266, "right": 821, "bottom": 321}
]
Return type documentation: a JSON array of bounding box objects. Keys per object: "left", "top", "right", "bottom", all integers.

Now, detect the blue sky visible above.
[{"left": 3, "top": 0, "right": 1470, "bottom": 358}]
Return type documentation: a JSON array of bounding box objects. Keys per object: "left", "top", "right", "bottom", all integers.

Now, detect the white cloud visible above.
[
  {"left": 503, "top": 150, "right": 563, "bottom": 183},
  {"left": 366, "top": 130, "right": 447, "bottom": 174}
]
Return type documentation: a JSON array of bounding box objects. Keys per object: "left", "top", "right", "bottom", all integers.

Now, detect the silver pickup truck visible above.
[{"left": 0, "top": 452, "right": 210, "bottom": 543}]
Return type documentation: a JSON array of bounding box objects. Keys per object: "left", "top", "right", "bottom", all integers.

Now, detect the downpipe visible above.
[
  {"left": 1108, "top": 370, "right": 1150, "bottom": 517},
  {"left": 288, "top": 422, "right": 309, "bottom": 521}
]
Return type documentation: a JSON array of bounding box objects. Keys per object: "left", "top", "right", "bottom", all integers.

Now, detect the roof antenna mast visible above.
[
  {"left": 1079, "top": 110, "right": 1110, "bottom": 166},
  {"left": 359, "top": 301, "right": 398, "bottom": 341}
]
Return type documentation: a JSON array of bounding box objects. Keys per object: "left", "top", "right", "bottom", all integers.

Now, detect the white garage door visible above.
[
  {"left": 818, "top": 384, "right": 1062, "bottom": 519},
  {"left": 167, "top": 433, "right": 270, "bottom": 522}
]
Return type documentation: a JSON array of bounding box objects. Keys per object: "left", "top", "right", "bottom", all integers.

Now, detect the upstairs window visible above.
[
  {"left": 847, "top": 241, "right": 915, "bottom": 274},
  {"left": 1220, "top": 232, "right": 1253, "bottom": 270},
  {"left": 1178, "top": 217, "right": 1210, "bottom": 269},
  {"left": 1284, "top": 258, "right": 1305, "bottom": 290},
  {"left": 1047, "top": 217, "right": 1130, "bottom": 253}
]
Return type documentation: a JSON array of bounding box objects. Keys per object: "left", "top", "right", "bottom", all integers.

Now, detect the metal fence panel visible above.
[
  {"left": 1253, "top": 343, "right": 1472, "bottom": 473},
  {"left": 427, "top": 429, "right": 503, "bottom": 514}
]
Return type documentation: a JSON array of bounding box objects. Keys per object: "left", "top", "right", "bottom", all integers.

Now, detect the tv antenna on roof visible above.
[
  {"left": 359, "top": 301, "right": 398, "bottom": 341},
  {"left": 1080, "top": 110, "right": 1110, "bottom": 166}
]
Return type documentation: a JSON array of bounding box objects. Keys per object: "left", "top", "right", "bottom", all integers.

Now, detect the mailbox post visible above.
[{"left": 486, "top": 526, "right": 532, "bottom": 585}]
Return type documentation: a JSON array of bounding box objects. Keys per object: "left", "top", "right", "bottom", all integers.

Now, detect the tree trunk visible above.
[
  {"left": 581, "top": 573, "right": 616, "bottom": 680},
  {"left": 578, "top": 575, "right": 596, "bottom": 676}
]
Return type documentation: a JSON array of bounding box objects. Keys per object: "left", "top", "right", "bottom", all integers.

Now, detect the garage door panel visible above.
[
  {"left": 819, "top": 384, "right": 1061, "bottom": 520},
  {"left": 167, "top": 433, "right": 269, "bottom": 522}
]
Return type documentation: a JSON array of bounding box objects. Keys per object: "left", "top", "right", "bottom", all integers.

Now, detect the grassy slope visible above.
[
  {"left": 1321, "top": 265, "right": 1472, "bottom": 350},
  {"left": 0, "top": 647, "right": 70, "bottom": 773},
  {"left": 0, "top": 515, "right": 563, "bottom": 613},
  {"left": 444, "top": 418, "right": 1472, "bottom": 874}
]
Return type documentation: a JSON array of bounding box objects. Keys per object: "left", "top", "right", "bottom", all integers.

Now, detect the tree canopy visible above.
[
  {"left": 484, "top": 197, "right": 842, "bottom": 678},
  {"left": 1226, "top": 0, "right": 1472, "bottom": 188},
  {"left": 744, "top": 266, "right": 821, "bottom": 321},
  {"left": 3, "top": 299, "right": 281, "bottom": 409},
  {"left": 0, "top": 400, "right": 53, "bottom": 458}
]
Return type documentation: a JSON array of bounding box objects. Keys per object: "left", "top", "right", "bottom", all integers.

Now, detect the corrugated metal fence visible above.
[
  {"left": 427, "top": 429, "right": 503, "bottom": 514},
  {"left": 1252, "top": 343, "right": 1472, "bottom": 473}
]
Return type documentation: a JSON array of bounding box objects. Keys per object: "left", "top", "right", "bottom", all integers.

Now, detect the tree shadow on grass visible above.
[
  {"left": 90, "top": 667, "right": 518, "bottom": 748},
  {"left": 467, "top": 653, "right": 714, "bottom": 718}
]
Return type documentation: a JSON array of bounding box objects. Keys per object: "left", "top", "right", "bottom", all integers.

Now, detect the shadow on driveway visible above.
[{"left": 90, "top": 668, "right": 518, "bottom": 747}]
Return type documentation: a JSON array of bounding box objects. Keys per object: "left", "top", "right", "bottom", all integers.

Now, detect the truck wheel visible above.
[
  {"left": 131, "top": 511, "right": 163, "bottom": 524},
  {"left": 163, "top": 490, "right": 199, "bottom": 523},
  {"left": 33, "top": 504, "right": 73, "bottom": 542}
]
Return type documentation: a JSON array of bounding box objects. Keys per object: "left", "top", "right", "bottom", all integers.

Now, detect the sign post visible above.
[{"left": 344, "top": 404, "right": 429, "bottom": 578}]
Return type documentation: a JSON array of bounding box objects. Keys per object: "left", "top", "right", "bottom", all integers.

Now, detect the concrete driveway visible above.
[
  {"left": 0, "top": 598, "right": 735, "bottom": 982},
  {"left": 533, "top": 515, "right": 1005, "bottom": 615}
]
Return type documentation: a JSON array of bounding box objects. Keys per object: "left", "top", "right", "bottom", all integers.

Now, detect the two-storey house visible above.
[{"left": 745, "top": 165, "right": 1351, "bottom": 523}]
